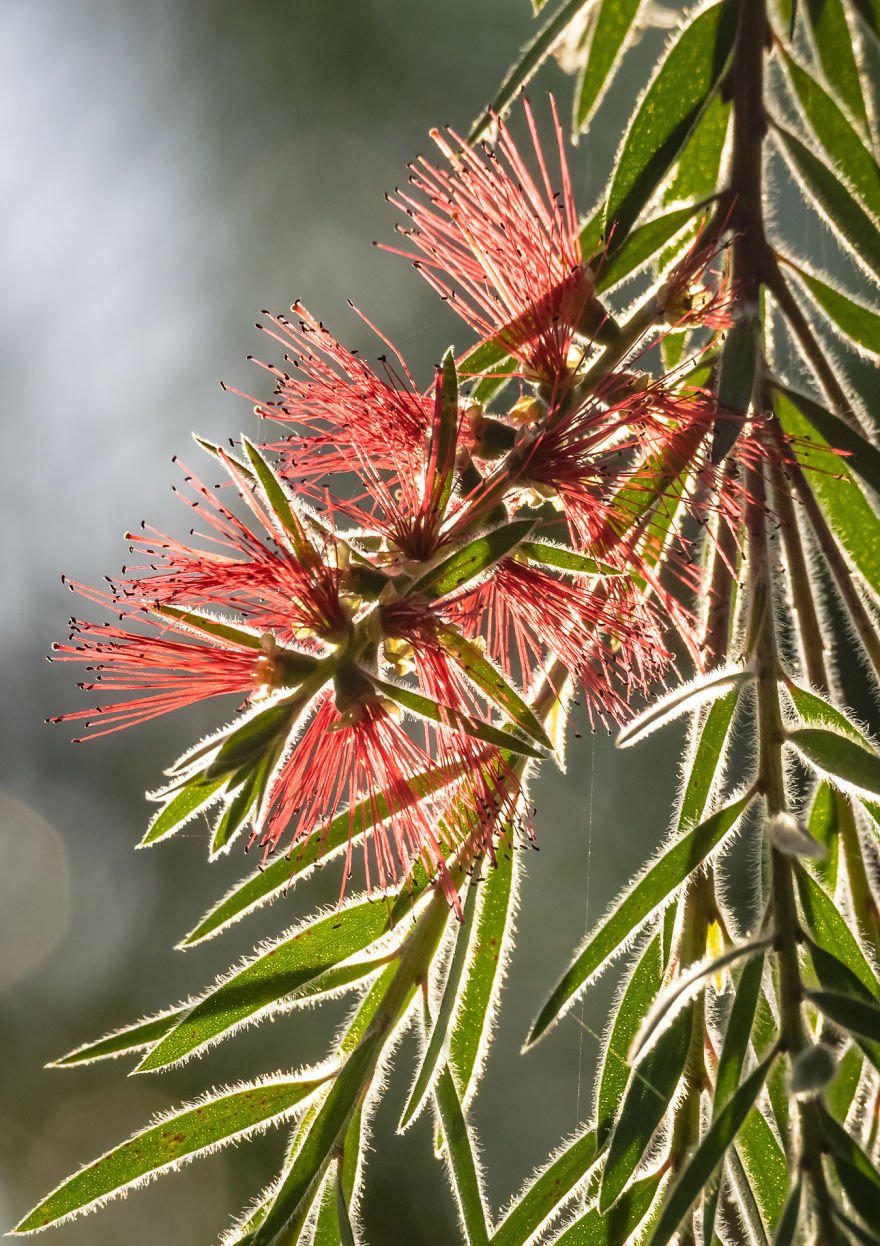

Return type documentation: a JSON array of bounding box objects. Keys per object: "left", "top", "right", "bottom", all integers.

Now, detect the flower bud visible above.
[
  {"left": 769, "top": 812, "right": 828, "bottom": 860},
  {"left": 790, "top": 1043, "right": 837, "bottom": 1097}
]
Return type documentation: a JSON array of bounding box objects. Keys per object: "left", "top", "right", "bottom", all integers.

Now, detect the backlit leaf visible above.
[
  {"left": 605, "top": 1, "right": 737, "bottom": 239},
  {"left": 14, "top": 1074, "right": 329, "bottom": 1233},
  {"left": 528, "top": 790, "right": 753, "bottom": 1044},
  {"left": 785, "top": 260, "right": 880, "bottom": 357},
  {"left": 788, "top": 726, "right": 880, "bottom": 799},
  {"left": 574, "top": 0, "right": 644, "bottom": 132},
  {"left": 409, "top": 519, "right": 535, "bottom": 599}
]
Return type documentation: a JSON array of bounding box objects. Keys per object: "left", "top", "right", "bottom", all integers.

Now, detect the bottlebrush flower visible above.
[
  {"left": 50, "top": 441, "right": 530, "bottom": 915},
  {"left": 246, "top": 302, "right": 434, "bottom": 499},
  {"left": 385, "top": 97, "right": 610, "bottom": 387}
]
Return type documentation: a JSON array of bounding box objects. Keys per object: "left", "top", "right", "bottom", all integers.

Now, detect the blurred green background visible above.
[{"left": 0, "top": 3, "right": 739, "bottom": 1242}]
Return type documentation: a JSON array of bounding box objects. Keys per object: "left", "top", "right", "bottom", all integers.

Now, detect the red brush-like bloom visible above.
[
  {"left": 49, "top": 596, "right": 272, "bottom": 740},
  {"left": 116, "top": 456, "right": 347, "bottom": 645},
  {"left": 386, "top": 97, "right": 600, "bottom": 385},
  {"left": 247, "top": 303, "right": 432, "bottom": 491}
]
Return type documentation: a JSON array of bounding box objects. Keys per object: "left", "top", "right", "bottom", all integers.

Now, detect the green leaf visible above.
[
  {"left": 205, "top": 700, "right": 304, "bottom": 781},
  {"left": 183, "top": 763, "right": 461, "bottom": 945},
  {"left": 775, "top": 123, "right": 880, "bottom": 280},
  {"left": 786, "top": 680, "right": 873, "bottom": 745},
  {"left": 713, "top": 950, "right": 766, "bottom": 1110},
  {"left": 469, "top": 0, "right": 600, "bottom": 141},
  {"left": 795, "top": 865, "right": 880, "bottom": 999},
  {"left": 152, "top": 602, "right": 264, "bottom": 650},
  {"left": 806, "top": 781, "right": 839, "bottom": 889},
  {"left": 821, "top": 1110, "right": 880, "bottom": 1204},
  {"left": 800, "top": 0, "right": 870, "bottom": 134},
  {"left": 770, "top": 1178, "right": 801, "bottom": 1246},
  {"left": 555, "top": 1170, "right": 664, "bottom": 1244},
  {"left": 527, "top": 791, "right": 753, "bottom": 1044},
  {"left": 785, "top": 260, "right": 880, "bottom": 357},
  {"left": 781, "top": 49, "right": 880, "bottom": 219},
  {"left": 616, "top": 667, "right": 751, "bottom": 749},
  {"left": 664, "top": 91, "right": 731, "bottom": 204},
  {"left": 434, "top": 1065, "right": 490, "bottom": 1246},
  {"left": 426, "top": 349, "right": 459, "bottom": 519},
  {"left": 409, "top": 519, "right": 535, "bottom": 599},
  {"left": 805, "top": 937, "right": 880, "bottom": 1072},
  {"left": 137, "top": 900, "right": 392, "bottom": 1071},
  {"left": 14, "top": 1073, "right": 328, "bottom": 1233},
  {"left": 518, "top": 541, "right": 622, "bottom": 576},
  {"left": 210, "top": 759, "right": 268, "bottom": 858},
  {"left": 735, "top": 1103, "right": 789, "bottom": 1229},
  {"left": 599, "top": 1006, "right": 692, "bottom": 1211},
  {"left": 825, "top": 1044, "right": 864, "bottom": 1121},
  {"left": 401, "top": 879, "right": 481, "bottom": 1129},
  {"left": 241, "top": 437, "right": 320, "bottom": 567},
  {"left": 491, "top": 1130, "right": 599, "bottom": 1246},
  {"left": 141, "top": 773, "right": 227, "bottom": 846},
  {"left": 807, "top": 988, "right": 880, "bottom": 1041},
  {"left": 312, "top": 1109, "right": 363, "bottom": 1246},
  {"left": 594, "top": 203, "right": 707, "bottom": 294},
  {"left": 677, "top": 690, "right": 739, "bottom": 829},
  {"left": 788, "top": 726, "right": 880, "bottom": 798},
  {"left": 648, "top": 1049, "right": 775, "bottom": 1246},
  {"left": 833, "top": 1155, "right": 880, "bottom": 1229},
  {"left": 596, "top": 935, "right": 662, "bottom": 1144},
  {"left": 834, "top": 1207, "right": 880, "bottom": 1246},
  {"left": 775, "top": 388, "right": 880, "bottom": 599},
  {"left": 50, "top": 1009, "right": 181, "bottom": 1068},
  {"left": 449, "top": 841, "right": 518, "bottom": 1106},
  {"left": 573, "top": 0, "right": 643, "bottom": 131},
  {"left": 436, "top": 625, "right": 554, "bottom": 751},
  {"left": 605, "top": 0, "right": 737, "bottom": 239},
  {"left": 251, "top": 1034, "right": 383, "bottom": 1245},
  {"left": 369, "top": 675, "right": 545, "bottom": 759},
  {"left": 773, "top": 383, "right": 880, "bottom": 499}
]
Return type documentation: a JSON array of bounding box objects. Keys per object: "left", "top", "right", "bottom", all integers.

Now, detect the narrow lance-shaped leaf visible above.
[
  {"left": 469, "top": 0, "right": 601, "bottom": 141},
  {"left": 14, "top": 1074, "right": 330, "bottom": 1233},
  {"left": 616, "top": 667, "right": 751, "bottom": 749},
  {"left": 427, "top": 349, "right": 459, "bottom": 519},
  {"left": 774, "top": 123, "right": 880, "bottom": 281},
  {"left": 137, "top": 900, "right": 393, "bottom": 1072},
  {"left": 433, "top": 1065, "right": 490, "bottom": 1246},
  {"left": 555, "top": 1169, "right": 664, "bottom": 1245},
  {"left": 821, "top": 1109, "right": 880, "bottom": 1204},
  {"left": 701, "top": 948, "right": 767, "bottom": 1246},
  {"left": 783, "top": 258, "right": 880, "bottom": 358},
  {"left": 527, "top": 790, "right": 753, "bottom": 1045},
  {"left": 409, "top": 518, "right": 535, "bottom": 599},
  {"left": 772, "top": 1179, "right": 802, "bottom": 1246},
  {"left": 630, "top": 935, "right": 770, "bottom": 1063},
  {"left": 573, "top": 0, "right": 644, "bottom": 132},
  {"left": 648, "top": 1048, "right": 777, "bottom": 1246},
  {"left": 599, "top": 1005, "right": 693, "bottom": 1212},
  {"left": 491, "top": 1129, "right": 599, "bottom": 1246},
  {"left": 604, "top": 0, "right": 737, "bottom": 239},
  {"left": 400, "top": 878, "right": 481, "bottom": 1129},
  {"left": 735, "top": 1101, "right": 789, "bottom": 1230},
  {"left": 773, "top": 383, "right": 880, "bottom": 500},
  {"left": 780, "top": 49, "right": 880, "bottom": 220},
  {"left": 787, "top": 726, "right": 880, "bottom": 800},
  {"left": 799, "top": 0, "right": 871, "bottom": 134},
  {"left": 141, "top": 773, "right": 228, "bottom": 847},
  {"left": 449, "top": 836, "right": 518, "bottom": 1106},
  {"left": 183, "top": 761, "right": 462, "bottom": 946},
  {"left": 436, "top": 625, "right": 554, "bottom": 750},
  {"left": 242, "top": 437, "right": 320, "bottom": 567},
  {"left": 594, "top": 203, "right": 709, "bottom": 294},
  {"left": 713, "top": 315, "right": 757, "bottom": 463},
  {"left": 251, "top": 1033, "right": 383, "bottom": 1245},
  {"left": 677, "top": 689, "right": 739, "bottom": 829},
  {"left": 795, "top": 865, "right": 880, "bottom": 999},
  {"left": 518, "top": 540, "right": 622, "bottom": 576},
  {"left": 807, "top": 989, "right": 880, "bottom": 1041},
  {"left": 369, "top": 674, "right": 545, "bottom": 759},
  {"left": 775, "top": 388, "right": 880, "bottom": 600},
  {"left": 596, "top": 934, "right": 662, "bottom": 1145}
]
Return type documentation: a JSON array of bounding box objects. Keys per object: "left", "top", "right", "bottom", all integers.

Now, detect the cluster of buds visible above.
[{"left": 51, "top": 98, "right": 756, "bottom": 916}]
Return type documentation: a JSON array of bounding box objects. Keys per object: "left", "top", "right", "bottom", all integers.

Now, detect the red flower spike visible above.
[
  {"left": 257, "top": 693, "right": 465, "bottom": 915},
  {"left": 385, "top": 97, "right": 600, "bottom": 385},
  {"left": 251, "top": 302, "right": 432, "bottom": 490}
]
